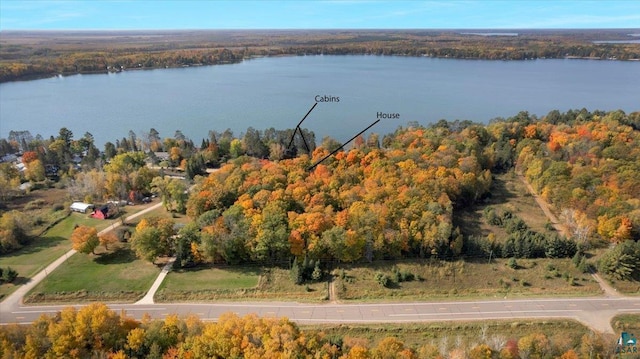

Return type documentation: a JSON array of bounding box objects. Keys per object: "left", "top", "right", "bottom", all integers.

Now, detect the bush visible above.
[
  {"left": 544, "top": 221, "right": 555, "bottom": 231},
  {"left": 115, "top": 227, "right": 131, "bottom": 242},
  {"left": 578, "top": 257, "right": 593, "bottom": 274},
  {"left": 25, "top": 199, "right": 46, "bottom": 210},
  {"left": 374, "top": 272, "right": 392, "bottom": 288},
  {"left": 1, "top": 267, "right": 18, "bottom": 283},
  {"left": 507, "top": 257, "right": 518, "bottom": 269},
  {"left": 311, "top": 262, "right": 323, "bottom": 281}
]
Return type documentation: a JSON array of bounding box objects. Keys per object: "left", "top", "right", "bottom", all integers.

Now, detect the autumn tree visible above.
[
  {"left": 0, "top": 211, "right": 29, "bottom": 254},
  {"left": 99, "top": 232, "right": 119, "bottom": 251},
  {"left": 70, "top": 225, "right": 99, "bottom": 254},
  {"left": 130, "top": 217, "right": 176, "bottom": 263}
]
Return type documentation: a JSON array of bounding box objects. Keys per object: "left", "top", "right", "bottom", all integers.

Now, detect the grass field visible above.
[
  {"left": 455, "top": 172, "right": 555, "bottom": 240},
  {"left": 335, "top": 257, "right": 601, "bottom": 301},
  {"left": 605, "top": 277, "right": 640, "bottom": 295},
  {"left": 24, "top": 242, "right": 160, "bottom": 304},
  {"left": 0, "top": 202, "right": 161, "bottom": 300},
  {"left": 0, "top": 215, "right": 74, "bottom": 300},
  {"left": 612, "top": 314, "right": 640, "bottom": 333},
  {"left": 155, "top": 266, "right": 329, "bottom": 302},
  {"left": 304, "top": 319, "right": 595, "bottom": 353}
]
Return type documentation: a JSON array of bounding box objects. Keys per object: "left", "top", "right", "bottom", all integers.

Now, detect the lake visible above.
[{"left": 1, "top": 55, "right": 638, "bottom": 147}]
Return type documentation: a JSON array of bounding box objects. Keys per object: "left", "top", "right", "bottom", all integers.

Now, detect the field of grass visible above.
[
  {"left": 605, "top": 278, "right": 640, "bottom": 295},
  {"left": 335, "top": 257, "right": 601, "bottom": 301},
  {"left": 0, "top": 215, "right": 74, "bottom": 300},
  {"left": 455, "top": 172, "right": 555, "bottom": 240},
  {"left": 156, "top": 266, "right": 329, "bottom": 302},
  {"left": 0, "top": 202, "right": 161, "bottom": 300},
  {"left": 612, "top": 314, "right": 640, "bottom": 333},
  {"left": 24, "top": 243, "right": 160, "bottom": 304},
  {"left": 305, "top": 319, "right": 594, "bottom": 353}
]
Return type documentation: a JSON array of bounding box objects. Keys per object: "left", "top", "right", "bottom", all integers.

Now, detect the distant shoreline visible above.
[
  {"left": 2, "top": 29, "right": 638, "bottom": 83},
  {"left": 2, "top": 52, "right": 638, "bottom": 85}
]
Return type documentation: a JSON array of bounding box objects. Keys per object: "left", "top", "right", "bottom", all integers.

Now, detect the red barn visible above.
[{"left": 91, "top": 205, "right": 112, "bottom": 220}]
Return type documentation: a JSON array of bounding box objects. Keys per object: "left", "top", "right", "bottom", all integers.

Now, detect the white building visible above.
[{"left": 70, "top": 202, "right": 94, "bottom": 213}]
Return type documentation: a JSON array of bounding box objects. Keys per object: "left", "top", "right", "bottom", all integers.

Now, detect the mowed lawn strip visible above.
[
  {"left": 162, "top": 266, "right": 260, "bottom": 291},
  {"left": 156, "top": 266, "right": 329, "bottom": 302},
  {"left": 25, "top": 243, "right": 160, "bottom": 304}
]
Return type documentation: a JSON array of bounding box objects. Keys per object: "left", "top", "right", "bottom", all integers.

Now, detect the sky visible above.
[{"left": 1, "top": 0, "right": 639, "bottom": 31}]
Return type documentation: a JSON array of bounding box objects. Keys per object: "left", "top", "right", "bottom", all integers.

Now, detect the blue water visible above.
[{"left": 1, "top": 55, "right": 638, "bottom": 147}]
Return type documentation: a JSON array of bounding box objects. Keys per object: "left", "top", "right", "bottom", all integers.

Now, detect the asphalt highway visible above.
[{"left": 3, "top": 296, "right": 640, "bottom": 333}]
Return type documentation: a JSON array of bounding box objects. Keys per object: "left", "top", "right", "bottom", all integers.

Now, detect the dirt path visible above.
[
  {"left": 516, "top": 174, "right": 621, "bottom": 298},
  {"left": 328, "top": 277, "right": 338, "bottom": 303}
]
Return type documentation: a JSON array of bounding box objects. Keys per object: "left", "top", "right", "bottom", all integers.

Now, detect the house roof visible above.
[{"left": 70, "top": 202, "right": 93, "bottom": 211}]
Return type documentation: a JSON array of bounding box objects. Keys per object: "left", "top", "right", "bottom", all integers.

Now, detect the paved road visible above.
[{"left": 3, "top": 297, "right": 640, "bottom": 334}]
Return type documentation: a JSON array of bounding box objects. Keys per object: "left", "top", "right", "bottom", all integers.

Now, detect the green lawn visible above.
[
  {"left": 24, "top": 243, "right": 160, "bottom": 304},
  {"left": 155, "top": 266, "right": 329, "bottom": 302},
  {"left": 163, "top": 266, "right": 260, "bottom": 291},
  {"left": 335, "top": 258, "right": 601, "bottom": 301},
  {"left": 0, "top": 215, "right": 74, "bottom": 300}
]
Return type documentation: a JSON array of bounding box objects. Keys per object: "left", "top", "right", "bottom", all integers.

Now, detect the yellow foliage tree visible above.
[{"left": 70, "top": 225, "right": 99, "bottom": 254}]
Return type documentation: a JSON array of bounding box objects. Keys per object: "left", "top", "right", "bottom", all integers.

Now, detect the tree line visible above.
[
  {"left": 2, "top": 30, "right": 639, "bottom": 82},
  {"left": 0, "top": 303, "right": 617, "bottom": 359}
]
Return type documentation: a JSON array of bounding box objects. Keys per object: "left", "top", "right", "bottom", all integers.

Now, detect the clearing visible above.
[
  {"left": 334, "top": 257, "right": 601, "bottom": 301},
  {"left": 24, "top": 242, "right": 160, "bottom": 304},
  {"left": 155, "top": 266, "right": 329, "bottom": 302}
]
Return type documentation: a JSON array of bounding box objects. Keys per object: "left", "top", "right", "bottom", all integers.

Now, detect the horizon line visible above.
[{"left": 2, "top": 27, "right": 640, "bottom": 32}]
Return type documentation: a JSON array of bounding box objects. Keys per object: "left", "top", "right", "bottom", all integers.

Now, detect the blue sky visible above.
[{"left": 1, "top": 0, "right": 639, "bottom": 31}]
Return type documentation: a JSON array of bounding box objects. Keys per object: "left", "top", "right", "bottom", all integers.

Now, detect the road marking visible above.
[
  {"left": 404, "top": 308, "right": 413, "bottom": 311},
  {"left": 568, "top": 304, "right": 577, "bottom": 307},
  {"left": 15, "top": 317, "right": 24, "bottom": 320},
  {"left": 12, "top": 310, "right": 60, "bottom": 314},
  {"left": 389, "top": 310, "right": 582, "bottom": 317},
  {"left": 438, "top": 307, "right": 448, "bottom": 310},
  {"left": 337, "top": 310, "right": 344, "bottom": 313},
  {"left": 371, "top": 309, "right": 379, "bottom": 312},
  {"left": 471, "top": 306, "right": 480, "bottom": 309},
  {"left": 118, "top": 308, "right": 166, "bottom": 312}
]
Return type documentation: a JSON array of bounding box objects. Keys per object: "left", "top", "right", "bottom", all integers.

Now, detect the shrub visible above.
[
  {"left": 374, "top": 272, "right": 392, "bottom": 288},
  {"left": 1, "top": 267, "right": 18, "bottom": 283},
  {"left": 578, "top": 257, "right": 593, "bottom": 274},
  {"left": 507, "top": 257, "right": 518, "bottom": 269},
  {"left": 311, "top": 262, "right": 323, "bottom": 281}
]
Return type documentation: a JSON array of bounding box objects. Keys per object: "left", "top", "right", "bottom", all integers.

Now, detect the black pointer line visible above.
[
  {"left": 287, "top": 102, "right": 318, "bottom": 151},
  {"left": 308, "top": 119, "right": 380, "bottom": 171}
]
